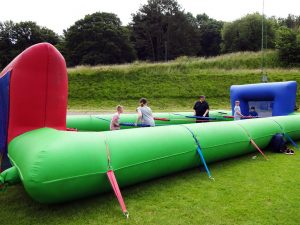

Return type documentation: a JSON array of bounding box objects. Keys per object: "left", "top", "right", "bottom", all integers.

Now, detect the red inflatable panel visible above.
[{"left": 0, "top": 43, "right": 68, "bottom": 143}]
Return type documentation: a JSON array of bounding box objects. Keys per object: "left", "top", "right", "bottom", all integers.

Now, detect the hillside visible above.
[{"left": 67, "top": 50, "right": 300, "bottom": 111}]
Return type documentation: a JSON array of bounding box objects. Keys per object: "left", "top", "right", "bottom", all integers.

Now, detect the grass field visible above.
[
  {"left": 67, "top": 50, "right": 300, "bottom": 112},
  {"left": 1, "top": 149, "right": 299, "bottom": 225}
]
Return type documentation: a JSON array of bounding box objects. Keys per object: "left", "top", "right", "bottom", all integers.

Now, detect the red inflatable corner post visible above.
[{"left": 0, "top": 43, "right": 68, "bottom": 144}]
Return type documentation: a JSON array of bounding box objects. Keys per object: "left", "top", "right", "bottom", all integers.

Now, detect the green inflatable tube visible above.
[
  {"left": 66, "top": 110, "right": 232, "bottom": 131},
  {"left": 2, "top": 115, "right": 300, "bottom": 203}
]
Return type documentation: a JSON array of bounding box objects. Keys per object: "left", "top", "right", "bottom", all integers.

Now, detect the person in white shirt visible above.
[
  {"left": 135, "top": 98, "right": 155, "bottom": 127},
  {"left": 234, "top": 100, "right": 243, "bottom": 120}
]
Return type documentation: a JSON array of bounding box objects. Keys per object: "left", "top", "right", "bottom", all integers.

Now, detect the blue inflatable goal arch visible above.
[{"left": 230, "top": 81, "right": 297, "bottom": 117}]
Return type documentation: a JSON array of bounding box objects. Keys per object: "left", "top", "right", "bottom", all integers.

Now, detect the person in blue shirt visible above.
[{"left": 249, "top": 106, "right": 258, "bottom": 117}]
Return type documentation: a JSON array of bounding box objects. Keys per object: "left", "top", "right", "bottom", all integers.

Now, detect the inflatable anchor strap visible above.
[
  {"left": 107, "top": 170, "right": 129, "bottom": 218},
  {"left": 268, "top": 118, "right": 299, "bottom": 150},
  {"left": 236, "top": 123, "right": 268, "bottom": 160},
  {"left": 285, "top": 134, "right": 299, "bottom": 150},
  {"left": 104, "top": 139, "right": 129, "bottom": 218},
  {"left": 181, "top": 125, "right": 214, "bottom": 180}
]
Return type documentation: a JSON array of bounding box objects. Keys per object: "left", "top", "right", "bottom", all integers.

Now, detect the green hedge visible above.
[{"left": 67, "top": 51, "right": 300, "bottom": 111}]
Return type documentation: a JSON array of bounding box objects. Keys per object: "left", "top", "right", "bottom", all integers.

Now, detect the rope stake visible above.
[
  {"left": 104, "top": 139, "right": 129, "bottom": 218},
  {"left": 236, "top": 123, "right": 268, "bottom": 160},
  {"left": 107, "top": 170, "right": 129, "bottom": 218},
  {"left": 250, "top": 139, "right": 268, "bottom": 160},
  {"left": 196, "top": 146, "right": 214, "bottom": 180}
]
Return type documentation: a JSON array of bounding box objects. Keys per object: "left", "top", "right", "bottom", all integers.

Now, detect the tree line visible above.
[{"left": 0, "top": 0, "right": 299, "bottom": 69}]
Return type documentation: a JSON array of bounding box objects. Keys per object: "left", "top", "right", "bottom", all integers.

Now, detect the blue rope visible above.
[
  {"left": 269, "top": 118, "right": 299, "bottom": 150},
  {"left": 173, "top": 113, "right": 217, "bottom": 120},
  {"left": 196, "top": 146, "right": 212, "bottom": 178},
  {"left": 95, "top": 117, "right": 150, "bottom": 127},
  {"left": 181, "top": 125, "right": 213, "bottom": 179},
  {"left": 284, "top": 133, "right": 299, "bottom": 150},
  {"left": 95, "top": 117, "right": 110, "bottom": 122},
  {"left": 120, "top": 123, "right": 150, "bottom": 127}
]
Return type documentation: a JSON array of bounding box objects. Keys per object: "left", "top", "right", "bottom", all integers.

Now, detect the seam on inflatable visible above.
[
  {"left": 182, "top": 123, "right": 250, "bottom": 149},
  {"left": 99, "top": 132, "right": 197, "bottom": 172},
  {"left": 44, "top": 45, "right": 49, "bottom": 127},
  {"left": 202, "top": 134, "right": 276, "bottom": 150},
  {"left": 112, "top": 149, "right": 198, "bottom": 171},
  {"left": 235, "top": 123, "right": 281, "bottom": 150},
  {"left": 267, "top": 118, "right": 300, "bottom": 135},
  {"left": 284, "top": 129, "right": 300, "bottom": 133},
  {"left": 42, "top": 171, "right": 107, "bottom": 184},
  {"left": 29, "top": 149, "right": 48, "bottom": 183},
  {"left": 202, "top": 140, "right": 252, "bottom": 149},
  {"left": 267, "top": 118, "right": 285, "bottom": 132}
]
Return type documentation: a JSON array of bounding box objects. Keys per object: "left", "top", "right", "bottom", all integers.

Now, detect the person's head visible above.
[
  {"left": 139, "top": 98, "right": 148, "bottom": 107},
  {"left": 116, "top": 105, "right": 124, "bottom": 113},
  {"left": 199, "top": 95, "right": 205, "bottom": 102},
  {"left": 235, "top": 100, "right": 240, "bottom": 106},
  {"left": 250, "top": 106, "right": 255, "bottom": 111}
]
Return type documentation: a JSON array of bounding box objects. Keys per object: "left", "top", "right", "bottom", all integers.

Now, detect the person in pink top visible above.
[{"left": 110, "top": 105, "right": 124, "bottom": 131}]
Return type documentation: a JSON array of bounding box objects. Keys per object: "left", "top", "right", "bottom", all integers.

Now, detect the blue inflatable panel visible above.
[
  {"left": 0, "top": 71, "right": 10, "bottom": 159},
  {"left": 230, "top": 81, "right": 297, "bottom": 117}
]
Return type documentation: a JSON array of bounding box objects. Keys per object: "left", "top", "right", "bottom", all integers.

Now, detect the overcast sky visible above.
[{"left": 0, "top": 0, "right": 299, "bottom": 34}]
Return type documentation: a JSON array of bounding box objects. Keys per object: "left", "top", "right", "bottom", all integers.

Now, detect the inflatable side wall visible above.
[
  {"left": 6, "top": 115, "right": 300, "bottom": 203},
  {"left": 0, "top": 43, "right": 68, "bottom": 169},
  {"left": 66, "top": 111, "right": 232, "bottom": 132}
]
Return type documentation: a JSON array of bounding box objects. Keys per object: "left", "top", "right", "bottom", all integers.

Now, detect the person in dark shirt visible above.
[
  {"left": 193, "top": 96, "right": 209, "bottom": 122},
  {"left": 249, "top": 106, "right": 258, "bottom": 117}
]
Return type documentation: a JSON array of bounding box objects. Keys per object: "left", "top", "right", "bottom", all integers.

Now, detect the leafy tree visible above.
[
  {"left": 0, "top": 21, "right": 59, "bottom": 69},
  {"left": 166, "top": 12, "right": 199, "bottom": 59},
  {"left": 277, "top": 14, "right": 300, "bottom": 31},
  {"left": 196, "top": 13, "right": 223, "bottom": 56},
  {"left": 275, "top": 26, "right": 300, "bottom": 66},
  {"left": 221, "top": 13, "right": 276, "bottom": 53},
  {"left": 13, "top": 21, "right": 59, "bottom": 50},
  {"left": 0, "top": 21, "right": 15, "bottom": 68},
  {"left": 131, "top": 0, "right": 199, "bottom": 61},
  {"left": 64, "top": 12, "right": 136, "bottom": 66}
]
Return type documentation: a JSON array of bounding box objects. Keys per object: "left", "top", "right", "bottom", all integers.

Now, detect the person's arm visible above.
[
  {"left": 150, "top": 108, "right": 154, "bottom": 119},
  {"left": 237, "top": 111, "right": 243, "bottom": 116},
  {"left": 203, "top": 102, "right": 209, "bottom": 117},
  {"left": 237, "top": 109, "right": 243, "bottom": 117},
  {"left": 111, "top": 115, "right": 119, "bottom": 127},
  {"left": 135, "top": 109, "right": 142, "bottom": 126},
  {"left": 113, "top": 117, "right": 119, "bottom": 127},
  {"left": 193, "top": 102, "right": 197, "bottom": 116},
  {"left": 234, "top": 107, "right": 243, "bottom": 117}
]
